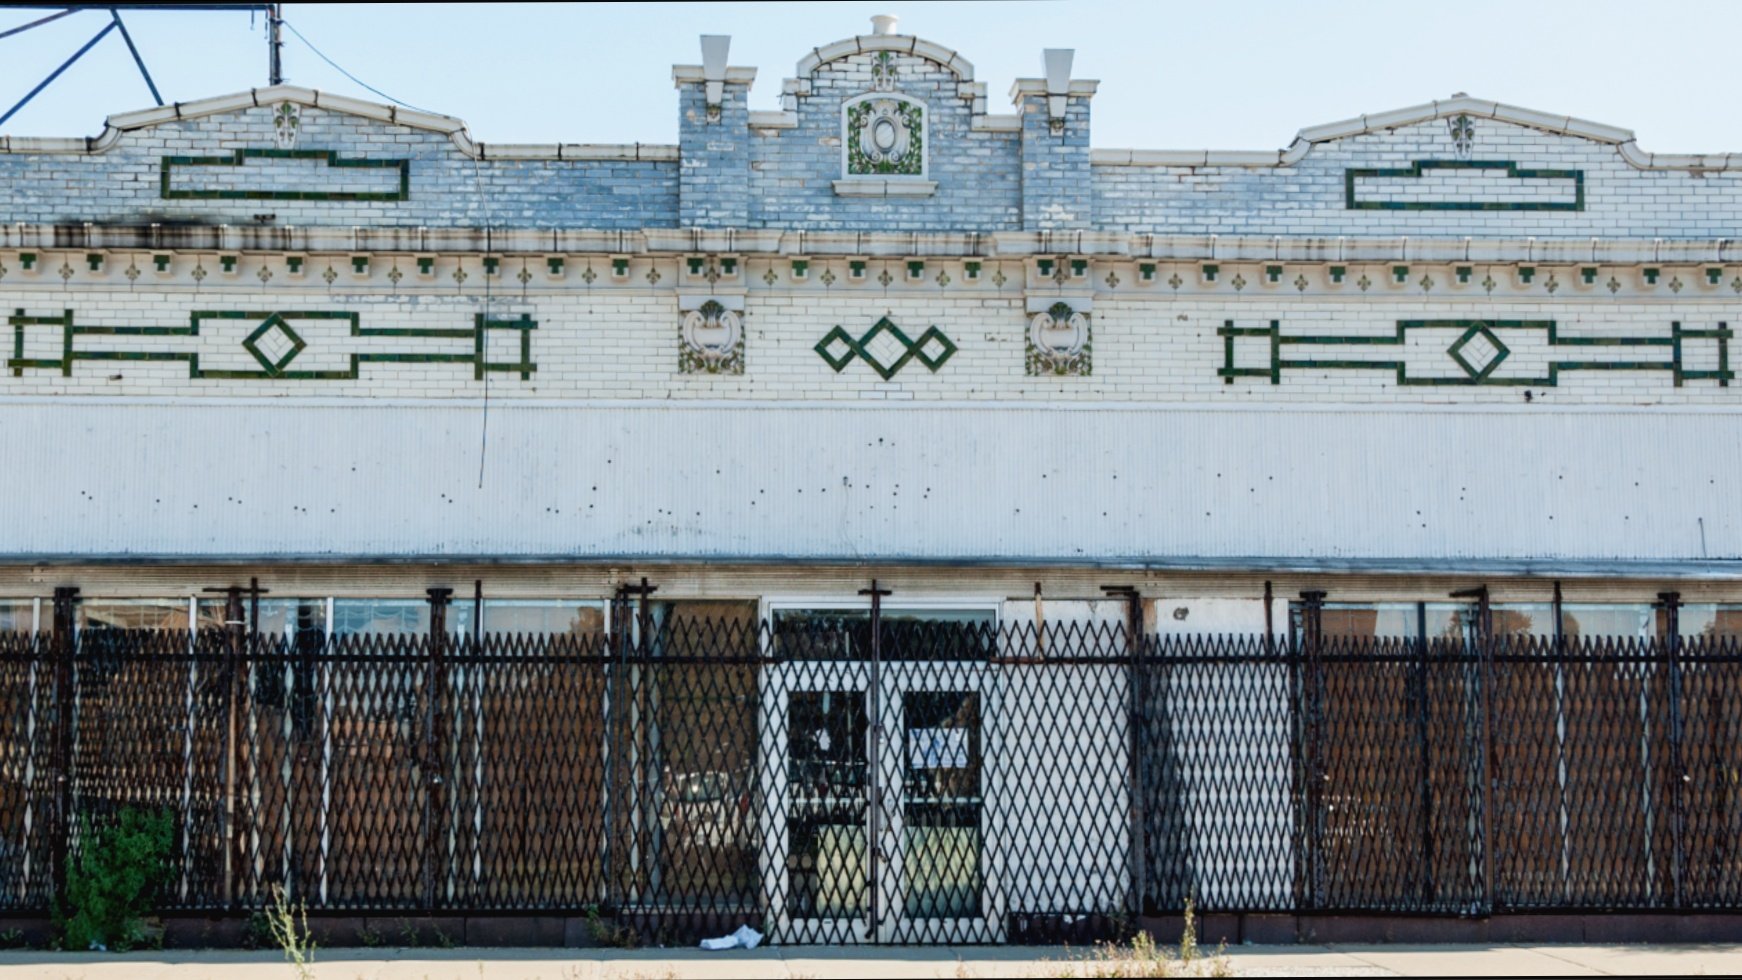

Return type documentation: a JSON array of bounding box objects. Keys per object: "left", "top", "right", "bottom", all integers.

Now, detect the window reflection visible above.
[{"left": 0, "top": 601, "right": 35, "bottom": 633}]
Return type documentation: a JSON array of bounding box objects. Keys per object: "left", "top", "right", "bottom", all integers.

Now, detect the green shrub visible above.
[{"left": 57, "top": 807, "right": 174, "bottom": 951}]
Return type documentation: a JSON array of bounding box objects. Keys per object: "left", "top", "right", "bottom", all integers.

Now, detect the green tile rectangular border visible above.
[
  {"left": 1218, "top": 318, "right": 1730, "bottom": 387},
  {"left": 160, "top": 148, "right": 410, "bottom": 202},
  {"left": 8, "top": 308, "right": 537, "bottom": 382},
  {"left": 1345, "top": 160, "right": 1585, "bottom": 211}
]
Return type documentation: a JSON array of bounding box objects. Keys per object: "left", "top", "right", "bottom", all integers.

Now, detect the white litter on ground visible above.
[{"left": 698, "top": 924, "right": 764, "bottom": 950}]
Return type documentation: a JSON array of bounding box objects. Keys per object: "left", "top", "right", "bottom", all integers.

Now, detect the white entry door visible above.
[{"left": 760, "top": 603, "right": 1003, "bottom": 944}]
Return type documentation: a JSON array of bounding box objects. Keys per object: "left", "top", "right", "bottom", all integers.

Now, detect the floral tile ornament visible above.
[
  {"left": 679, "top": 300, "right": 745, "bottom": 375},
  {"left": 1026, "top": 302, "right": 1092, "bottom": 377}
]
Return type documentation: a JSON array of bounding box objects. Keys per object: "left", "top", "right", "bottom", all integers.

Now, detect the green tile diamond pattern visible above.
[
  {"left": 815, "top": 317, "right": 956, "bottom": 380},
  {"left": 241, "top": 313, "right": 307, "bottom": 375},
  {"left": 1447, "top": 323, "right": 1510, "bottom": 380}
]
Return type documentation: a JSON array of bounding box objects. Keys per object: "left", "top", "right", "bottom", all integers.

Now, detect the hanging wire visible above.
[
  {"left": 279, "top": 16, "right": 498, "bottom": 487},
  {"left": 279, "top": 18, "right": 433, "bottom": 114}
]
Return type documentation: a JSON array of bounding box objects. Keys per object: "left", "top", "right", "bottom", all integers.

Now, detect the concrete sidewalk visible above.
[{"left": 2, "top": 944, "right": 1741, "bottom": 978}]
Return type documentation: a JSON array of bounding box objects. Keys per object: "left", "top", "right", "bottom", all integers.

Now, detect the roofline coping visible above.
[
  {"left": 1092, "top": 94, "right": 1741, "bottom": 172},
  {"left": 8, "top": 87, "right": 1739, "bottom": 173},
  {"left": 795, "top": 33, "right": 973, "bottom": 80},
  {"left": 0, "top": 84, "right": 676, "bottom": 163}
]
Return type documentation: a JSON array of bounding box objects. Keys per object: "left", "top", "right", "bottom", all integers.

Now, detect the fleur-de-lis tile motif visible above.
[
  {"left": 819, "top": 267, "right": 837, "bottom": 286},
  {"left": 1544, "top": 275, "right": 1559, "bottom": 294},
  {"left": 991, "top": 269, "right": 1007, "bottom": 287},
  {"left": 1294, "top": 274, "right": 1309, "bottom": 292},
  {"left": 1669, "top": 276, "right": 1684, "bottom": 294},
  {"left": 1419, "top": 275, "right": 1434, "bottom": 292},
  {"left": 256, "top": 265, "right": 272, "bottom": 284},
  {"left": 452, "top": 266, "right": 469, "bottom": 286},
  {"left": 125, "top": 263, "right": 142, "bottom": 283},
  {"left": 1358, "top": 274, "right": 1373, "bottom": 292},
  {"left": 196, "top": 264, "right": 212, "bottom": 283},
  {"left": 1230, "top": 273, "right": 1247, "bottom": 292},
  {"left": 1167, "top": 272, "right": 1183, "bottom": 291},
  {"left": 1104, "top": 271, "right": 1120, "bottom": 288},
  {"left": 320, "top": 265, "right": 337, "bottom": 285},
  {"left": 1608, "top": 277, "right": 1622, "bottom": 294},
  {"left": 1481, "top": 274, "right": 1496, "bottom": 294},
  {"left": 387, "top": 266, "right": 403, "bottom": 286},
  {"left": 877, "top": 268, "right": 894, "bottom": 287},
  {"left": 580, "top": 265, "right": 597, "bottom": 285},
  {"left": 763, "top": 267, "right": 779, "bottom": 286},
  {"left": 58, "top": 263, "right": 75, "bottom": 282}
]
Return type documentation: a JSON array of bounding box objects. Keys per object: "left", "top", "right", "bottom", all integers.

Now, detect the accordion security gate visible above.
[{"left": 1, "top": 616, "right": 1741, "bottom": 943}]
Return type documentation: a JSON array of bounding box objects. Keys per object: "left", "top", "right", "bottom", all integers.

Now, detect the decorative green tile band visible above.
[
  {"left": 815, "top": 316, "right": 955, "bottom": 380},
  {"left": 1219, "top": 319, "right": 1730, "bottom": 387},
  {"left": 1345, "top": 160, "right": 1585, "bottom": 211},
  {"left": 8, "top": 309, "right": 534, "bottom": 381},
  {"left": 160, "top": 148, "right": 411, "bottom": 202}
]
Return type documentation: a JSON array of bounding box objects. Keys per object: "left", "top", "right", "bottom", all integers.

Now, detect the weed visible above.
[
  {"left": 1049, "top": 899, "right": 1233, "bottom": 978},
  {"left": 265, "top": 885, "right": 316, "bottom": 980},
  {"left": 581, "top": 904, "right": 639, "bottom": 949},
  {"left": 356, "top": 922, "right": 383, "bottom": 948},
  {"left": 57, "top": 807, "right": 173, "bottom": 952}
]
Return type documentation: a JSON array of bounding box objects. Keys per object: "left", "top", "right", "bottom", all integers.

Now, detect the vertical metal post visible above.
[
  {"left": 424, "top": 587, "right": 453, "bottom": 911},
  {"left": 1659, "top": 591, "right": 1686, "bottom": 908},
  {"left": 1103, "top": 584, "right": 1147, "bottom": 916},
  {"left": 600, "top": 584, "right": 640, "bottom": 911},
  {"left": 267, "top": 3, "right": 284, "bottom": 85},
  {"left": 1414, "top": 602, "right": 1436, "bottom": 905},
  {"left": 622, "top": 577, "right": 657, "bottom": 908},
  {"left": 1453, "top": 585, "right": 1494, "bottom": 913},
  {"left": 49, "top": 586, "right": 77, "bottom": 915},
  {"left": 1297, "top": 590, "right": 1326, "bottom": 910},
  {"left": 221, "top": 586, "right": 245, "bottom": 909},
  {"left": 858, "top": 579, "right": 890, "bottom": 936}
]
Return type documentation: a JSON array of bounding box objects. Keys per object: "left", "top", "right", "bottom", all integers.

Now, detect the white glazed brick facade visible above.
[
  {"left": 2, "top": 21, "right": 1741, "bottom": 568},
  {"left": 2, "top": 267, "right": 1736, "bottom": 406}
]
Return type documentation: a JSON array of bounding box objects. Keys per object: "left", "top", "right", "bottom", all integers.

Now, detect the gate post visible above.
[
  {"left": 424, "top": 587, "right": 453, "bottom": 911},
  {"left": 49, "top": 586, "right": 78, "bottom": 915},
  {"left": 1102, "top": 585, "right": 1148, "bottom": 917},
  {"left": 1452, "top": 585, "right": 1493, "bottom": 913},
  {"left": 222, "top": 586, "right": 245, "bottom": 909},
  {"left": 1296, "top": 590, "right": 1325, "bottom": 911},
  {"left": 858, "top": 579, "right": 891, "bottom": 936},
  {"left": 1658, "top": 590, "right": 1686, "bottom": 908},
  {"left": 622, "top": 577, "right": 657, "bottom": 910}
]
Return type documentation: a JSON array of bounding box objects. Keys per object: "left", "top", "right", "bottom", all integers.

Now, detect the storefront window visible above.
[
  {"left": 1674, "top": 604, "right": 1742, "bottom": 640},
  {"left": 80, "top": 598, "right": 195, "bottom": 632},
  {"left": 331, "top": 598, "right": 474, "bottom": 638},
  {"left": 1297, "top": 602, "right": 1473, "bottom": 643},
  {"left": 0, "top": 600, "right": 36, "bottom": 632},
  {"left": 479, "top": 600, "right": 606, "bottom": 637},
  {"left": 194, "top": 597, "right": 327, "bottom": 644},
  {"left": 1560, "top": 603, "right": 1652, "bottom": 639}
]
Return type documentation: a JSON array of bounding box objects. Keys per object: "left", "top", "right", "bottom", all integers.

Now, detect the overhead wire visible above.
[{"left": 279, "top": 17, "right": 499, "bottom": 489}]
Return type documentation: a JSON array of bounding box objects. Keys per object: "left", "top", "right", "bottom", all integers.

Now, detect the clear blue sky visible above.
[{"left": 2, "top": 1, "right": 1738, "bottom": 153}]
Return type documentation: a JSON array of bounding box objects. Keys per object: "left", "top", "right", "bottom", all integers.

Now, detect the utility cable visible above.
[{"left": 280, "top": 17, "right": 498, "bottom": 488}]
